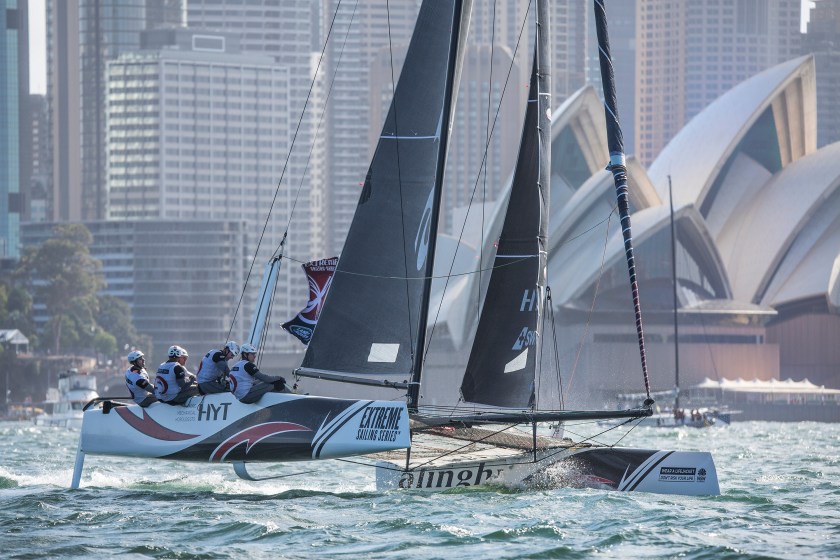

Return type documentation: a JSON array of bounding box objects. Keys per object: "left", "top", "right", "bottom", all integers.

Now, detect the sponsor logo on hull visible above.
[
  {"left": 356, "top": 405, "right": 403, "bottom": 443},
  {"left": 398, "top": 462, "right": 502, "bottom": 489},
  {"left": 658, "top": 466, "right": 707, "bottom": 483}
]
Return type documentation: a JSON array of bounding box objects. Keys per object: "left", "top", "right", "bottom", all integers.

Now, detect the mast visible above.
[
  {"left": 593, "top": 0, "right": 653, "bottom": 403},
  {"left": 669, "top": 176, "right": 680, "bottom": 411}
]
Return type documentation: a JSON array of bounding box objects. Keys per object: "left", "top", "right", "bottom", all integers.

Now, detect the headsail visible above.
[
  {"left": 460, "top": 14, "right": 551, "bottom": 408},
  {"left": 297, "top": 0, "right": 471, "bottom": 398}
]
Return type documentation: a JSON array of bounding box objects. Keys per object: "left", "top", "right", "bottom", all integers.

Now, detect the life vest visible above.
[
  {"left": 125, "top": 367, "right": 152, "bottom": 405},
  {"left": 229, "top": 359, "right": 255, "bottom": 400},
  {"left": 197, "top": 350, "right": 229, "bottom": 384},
  {"left": 155, "top": 361, "right": 186, "bottom": 402}
]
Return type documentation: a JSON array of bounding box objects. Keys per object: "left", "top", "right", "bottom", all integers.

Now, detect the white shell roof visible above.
[
  {"left": 548, "top": 203, "right": 728, "bottom": 305},
  {"left": 648, "top": 55, "right": 816, "bottom": 210},
  {"left": 721, "top": 142, "right": 840, "bottom": 305}
]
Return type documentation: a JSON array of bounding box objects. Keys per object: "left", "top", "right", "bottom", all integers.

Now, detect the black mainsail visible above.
[
  {"left": 297, "top": 1, "right": 471, "bottom": 401},
  {"left": 460, "top": 16, "right": 551, "bottom": 408}
]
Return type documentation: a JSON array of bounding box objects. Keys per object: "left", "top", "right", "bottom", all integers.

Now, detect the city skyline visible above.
[{"left": 26, "top": 0, "right": 816, "bottom": 95}]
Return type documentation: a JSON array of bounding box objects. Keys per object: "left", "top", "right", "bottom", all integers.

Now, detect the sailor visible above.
[
  {"left": 228, "top": 343, "right": 287, "bottom": 404},
  {"left": 196, "top": 341, "right": 239, "bottom": 394},
  {"left": 154, "top": 345, "right": 200, "bottom": 405},
  {"left": 124, "top": 350, "right": 156, "bottom": 407}
]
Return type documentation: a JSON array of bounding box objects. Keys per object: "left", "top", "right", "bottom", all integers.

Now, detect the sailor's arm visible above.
[
  {"left": 135, "top": 372, "right": 155, "bottom": 394},
  {"left": 244, "top": 362, "right": 285, "bottom": 386},
  {"left": 173, "top": 364, "right": 196, "bottom": 387}
]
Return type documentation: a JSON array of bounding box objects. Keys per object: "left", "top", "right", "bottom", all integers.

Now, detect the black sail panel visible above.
[
  {"left": 300, "top": 1, "right": 468, "bottom": 385},
  {"left": 460, "top": 49, "right": 550, "bottom": 408}
]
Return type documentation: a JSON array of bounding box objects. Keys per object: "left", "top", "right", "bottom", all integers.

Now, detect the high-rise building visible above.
[
  {"left": 550, "top": 0, "right": 587, "bottom": 106},
  {"left": 473, "top": 1, "right": 587, "bottom": 126},
  {"left": 586, "top": 0, "right": 636, "bottom": 155},
  {"left": 28, "top": 94, "right": 50, "bottom": 223},
  {"left": 319, "top": 0, "right": 420, "bottom": 256},
  {"left": 106, "top": 28, "right": 295, "bottom": 351},
  {"left": 47, "top": 0, "right": 80, "bottom": 221},
  {"left": 0, "top": 0, "right": 28, "bottom": 258},
  {"left": 187, "top": 0, "right": 319, "bottom": 351},
  {"left": 802, "top": 0, "right": 840, "bottom": 147},
  {"left": 46, "top": 0, "right": 184, "bottom": 223},
  {"left": 636, "top": 0, "right": 801, "bottom": 165}
]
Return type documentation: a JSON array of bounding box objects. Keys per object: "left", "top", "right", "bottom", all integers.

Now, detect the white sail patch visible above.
[
  {"left": 368, "top": 343, "right": 400, "bottom": 363},
  {"left": 503, "top": 349, "right": 528, "bottom": 373}
]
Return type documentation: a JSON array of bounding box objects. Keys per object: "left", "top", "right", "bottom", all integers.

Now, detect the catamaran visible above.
[{"left": 72, "top": 0, "right": 719, "bottom": 496}]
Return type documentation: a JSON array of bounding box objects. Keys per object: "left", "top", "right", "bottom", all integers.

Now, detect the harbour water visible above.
[{"left": 1, "top": 420, "right": 838, "bottom": 559}]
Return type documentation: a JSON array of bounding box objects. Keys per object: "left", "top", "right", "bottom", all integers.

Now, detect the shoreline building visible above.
[
  {"left": 22, "top": 220, "right": 247, "bottom": 358},
  {"left": 105, "top": 28, "right": 302, "bottom": 352}
]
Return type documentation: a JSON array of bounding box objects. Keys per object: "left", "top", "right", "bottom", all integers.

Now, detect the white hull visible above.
[
  {"left": 374, "top": 428, "right": 720, "bottom": 496},
  {"left": 72, "top": 393, "right": 410, "bottom": 487}
]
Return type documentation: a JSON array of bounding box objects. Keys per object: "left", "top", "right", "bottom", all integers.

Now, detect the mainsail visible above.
[
  {"left": 460, "top": 43, "right": 551, "bottom": 406},
  {"left": 297, "top": 0, "right": 471, "bottom": 399}
]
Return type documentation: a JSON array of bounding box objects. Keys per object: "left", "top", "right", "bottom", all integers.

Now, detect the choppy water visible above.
[{"left": 1, "top": 420, "right": 838, "bottom": 559}]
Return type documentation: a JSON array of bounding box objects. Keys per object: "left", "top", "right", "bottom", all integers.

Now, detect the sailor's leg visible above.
[
  {"left": 168, "top": 385, "right": 201, "bottom": 405},
  {"left": 198, "top": 380, "right": 229, "bottom": 395},
  {"left": 239, "top": 382, "right": 273, "bottom": 404}
]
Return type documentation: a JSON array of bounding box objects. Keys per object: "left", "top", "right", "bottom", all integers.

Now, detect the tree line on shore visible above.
[{"left": 1, "top": 224, "right": 150, "bottom": 404}]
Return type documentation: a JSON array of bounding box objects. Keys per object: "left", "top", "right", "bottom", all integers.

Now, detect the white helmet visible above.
[
  {"left": 168, "top": 345, "right": 189, "bottom": 358},
  {"left": 127, "top": 350, "right": 144, "bottom": 363},
  {"left": 240, "top": 343, "right": 257, "bottom": 355},
  {"left": 224, "top": 341, "right": 240, "bottom": 355}
]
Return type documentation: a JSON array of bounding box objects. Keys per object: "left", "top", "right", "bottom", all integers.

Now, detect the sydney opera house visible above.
[{"left": 423, "top": 54, "right": 840, "bottom": 407}]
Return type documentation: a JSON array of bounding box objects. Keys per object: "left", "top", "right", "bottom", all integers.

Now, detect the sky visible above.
[{"left": 27, "top": 0, "right": 815, "bottom": 95}]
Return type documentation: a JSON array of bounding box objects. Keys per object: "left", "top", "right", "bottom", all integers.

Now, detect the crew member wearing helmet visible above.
[
  {"left": 124, "top": 350, "right": 156, "bottom": 407},
  {"left": 196, "top": 341, "right": 239, "bottom": 394},
  {"left": 228, "top": 343, "right": 288, "bottom": 404},
  {"left": 154, "top": 345, "right": 200, "bottom": 405}
]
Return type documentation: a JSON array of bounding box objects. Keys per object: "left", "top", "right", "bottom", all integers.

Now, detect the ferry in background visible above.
[
  {"left": 34, "top": 370, "right": 99, "bottom": 429},
  {"left": 691, "top": 377, "right": 840, "bottom": 422}
]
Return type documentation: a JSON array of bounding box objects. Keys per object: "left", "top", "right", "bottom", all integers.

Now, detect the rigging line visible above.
[
  {"left": 385, "top": 0, "right": 417, "bottom": 376},
  {"left": 608, "top": 418, "right": 644, "bottom": 447},
  {"left": 560, "top": 420, "right": 639, "bottom": 449},
  {"left": 478, "top": 0, "right": 499, "bottom": 332},
  {"left": 547, "top": 288, "right": 565, "bottom": 409},
  {"left": 271, "top": 0, "right": 361, "bottom": 261},
  {"left": 407, "top": 424, "right": 523, "bottom": 470},
  {"left": 225, "top": 0, "right": 346, "bottom": 342},
  {"left": 535, "top": 285, "right": 549, "bottom": 410},
  {"left": 422, "top": 0, "right": 534, "bottom": 366},
  {"left": 565, "top": 206, "right": 616, "bottom": 395},
  {"left": 278, "top": 204, "right": 614, "bottom": 279}
]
